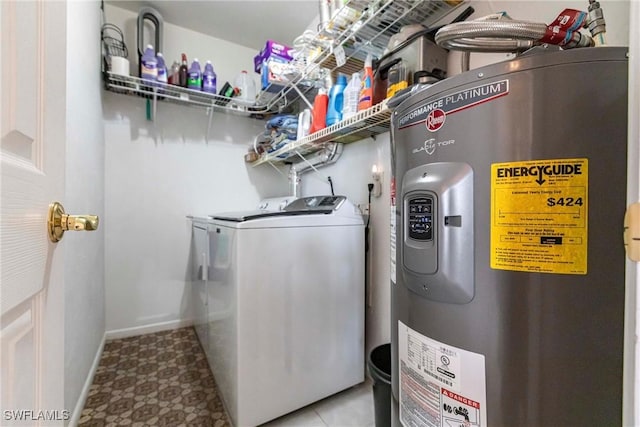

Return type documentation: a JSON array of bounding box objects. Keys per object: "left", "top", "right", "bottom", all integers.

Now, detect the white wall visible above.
[
  {"left": 301, "top": 135, "right": 391, "bottom": 356},
  {"left": 103, "top": 5, "right": 288, "bottom": 334},
  {"left": 64, "top": 0, "right": 105, "bottom": 416}
]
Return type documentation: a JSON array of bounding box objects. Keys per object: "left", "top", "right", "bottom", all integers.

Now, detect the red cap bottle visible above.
[{"left": 309, "top": 89, "right": 329, "bottom": 134}]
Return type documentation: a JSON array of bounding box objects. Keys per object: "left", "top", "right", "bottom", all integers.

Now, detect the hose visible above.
[
  {"left": 436, "top": 17, "right": 541, "bottom": 52},
  {"left": 436, "top": 13, "right": 594, "bottom": 53},
  {"left": 588, "top": 0, "right": 607, "bottom": 46}
]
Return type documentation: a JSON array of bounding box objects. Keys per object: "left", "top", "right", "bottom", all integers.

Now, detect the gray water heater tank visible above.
[{"left": 390, "top": 46, "right": 628, "bottom": 426}]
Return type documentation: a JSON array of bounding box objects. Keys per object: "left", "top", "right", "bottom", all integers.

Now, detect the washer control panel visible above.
[{"left": 285, "top": 195, "right": 345, "bottom": 212}]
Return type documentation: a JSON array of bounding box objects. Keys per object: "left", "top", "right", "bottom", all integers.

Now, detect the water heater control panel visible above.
[
  {"left": 408, "top": 196, "right": 434, "bottom": 241},
  {"left": 401, "top": 162, "right": 475, "bottom": 304}
]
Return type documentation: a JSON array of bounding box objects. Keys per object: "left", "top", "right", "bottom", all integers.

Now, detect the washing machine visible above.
[
  {"left": 206, "top": 195, "right": 365, "bottom": 426},
  {"left": 191, "top": 196, "right": 297, "bottom": 355}
]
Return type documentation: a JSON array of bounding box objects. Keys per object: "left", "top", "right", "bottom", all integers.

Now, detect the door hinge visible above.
[{"left": 623, "top": 202, "right": 640, "bottom": 261}]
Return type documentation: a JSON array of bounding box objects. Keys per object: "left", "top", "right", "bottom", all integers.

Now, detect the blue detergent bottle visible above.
[
  {"left": 326, "top": 74, "right": 347, "bottom": 126},
  {"left": 202, "top": 61, "right": 217, "bottom": 94}
]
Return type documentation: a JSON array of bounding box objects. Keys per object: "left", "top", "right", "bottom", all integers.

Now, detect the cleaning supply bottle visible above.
[
  {"left": 168, "top": 60, "right": 180, "bottom": 85},
  {"left": 296, "top": 108, "right": 312, "bottom": 140},
  {"left": 309, "top": 89, "right": 329, "bottom": 134},
  {"left": 234, "top": 71, "right": 256, "bottom": 105},
  {"left": 178, "top": 53, "right": 189, "bottom": 87},
  {"left": 342, "top": 72, "right": 361, "bottom": 120},
  {"left": 155, "top": 52, "right": 167, "bottom": 99},
  {"left": 358, "top": 54, "right": 374, "bottom": 111},
  {"left": 140, "top": 44, "right": 157, "bottom": 82},
  {"left": 156, "top": 52, "right": 169, "bottom": 85},
  {"left": 156, "top": 53, "right": 168, "bottom": 85},
  {"left": 202, "top": 61, "right": 217, "bottom": 94},
  {"left": 326, "top": 74, "right": 347, "bottom": 126},
  {"left": 187, "top": 58, "right": 202, "bottom": 90}
]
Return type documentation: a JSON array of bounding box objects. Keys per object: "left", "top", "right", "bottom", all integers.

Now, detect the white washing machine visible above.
[
  {"left": 191, "top": 196, "right": 297, "bottom": 355},
  {"left": 207, "top": 195, "right": 365, "bottom": 427}
]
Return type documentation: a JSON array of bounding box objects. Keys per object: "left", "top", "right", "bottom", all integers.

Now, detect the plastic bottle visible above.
[
  {"left": 155, "top": 53, "right": 167, "bottom": 99},
  {"left": 296, "top": 109, "right": 312, "bottom": 140},
  {"left": 309, "top": 89, "right": 329, "bottom": 134},
  {"left": 234, "top": 71, "right": 256, "bottom": 105},
  {"left": 187, "top": 58, "right": 202, "bottom": 90},
  {"left": 326, "top": 74, "right": 347, "bottom": 126},
  {"left": 168, "top": 60, "right": 180, "bottom": 85},
  {"left": 156, "top": 53, "right": 168, "bottom": 85},
  {"left": 358, "top": 54, "right": 374, "bottom": 111},
  {"left": 178, "top": 53, "right": 189, "bottom": 87},
  {"left": 202, "top": 61, "right": 217, "bottom": 94},
  {"left": 342, "top": 72, "right": 361, "bottom": 120},
  {"left": 140, "top": 44, "right": 157, "bottom": 82}
]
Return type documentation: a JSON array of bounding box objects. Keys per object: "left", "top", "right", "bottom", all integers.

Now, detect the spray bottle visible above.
[{"left": 358, "top": 54, "right": 373, "bottom": 111}]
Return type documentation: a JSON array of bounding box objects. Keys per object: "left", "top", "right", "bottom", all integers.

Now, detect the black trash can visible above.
[{"left": 368, "top": 343, "right": 391, "bottom": 427}]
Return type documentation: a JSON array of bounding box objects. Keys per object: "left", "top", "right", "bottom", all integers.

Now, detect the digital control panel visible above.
[
  {"left": 284, "top": 195, "right": 346, "bottom": 212},
  {"left": 408, "top": 196, "right": 433, "bottom": 241}
]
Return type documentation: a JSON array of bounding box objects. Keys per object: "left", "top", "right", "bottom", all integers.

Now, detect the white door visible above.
[{"left": 1, "top": 1, "right": 68, "bottom": 424}]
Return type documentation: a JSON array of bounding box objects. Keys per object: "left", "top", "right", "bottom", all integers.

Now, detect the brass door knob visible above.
[{"left": 47, "top": 202, "right": 99, "bottom": 243}]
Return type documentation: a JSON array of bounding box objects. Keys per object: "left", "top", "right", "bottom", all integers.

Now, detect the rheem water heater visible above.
[{"left": 390, "top": 47, "right": 628, "bottom": 426}]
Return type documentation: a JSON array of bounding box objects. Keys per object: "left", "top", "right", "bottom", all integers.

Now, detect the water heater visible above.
[{"left": 390, "top": 47, "right": 628, "bottom": 426}]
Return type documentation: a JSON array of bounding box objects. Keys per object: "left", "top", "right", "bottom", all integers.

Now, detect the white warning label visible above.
[
  {"left": 391, "top": 177, "right": 397, "bottom": 284},
  {"left": 441, "top": 389, "right": 481, "bottom": 427},
  {"left": 399, "top": 322, "right": 486, "bottom": 427},
  {"left": 391, "top": 205, "right": 397, "bottom": 284}
]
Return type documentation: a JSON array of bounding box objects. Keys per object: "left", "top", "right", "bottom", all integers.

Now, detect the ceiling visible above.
[{"left": 106, "top": 1, "right": 319, "bottom": 50}]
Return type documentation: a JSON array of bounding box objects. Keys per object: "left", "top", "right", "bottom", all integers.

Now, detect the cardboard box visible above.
[{"left": 253, "top": 40, "right": 294, "bottom": 74}]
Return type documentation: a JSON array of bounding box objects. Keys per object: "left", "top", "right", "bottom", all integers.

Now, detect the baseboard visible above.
[
  {"left": 105, "top": 319, "right": 193, "bottom": 340},
  {"left": 68, "top": 333, "right": 106, "bottom": 427}
]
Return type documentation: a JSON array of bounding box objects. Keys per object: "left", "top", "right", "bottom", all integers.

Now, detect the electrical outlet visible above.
[{"left": 358, "top": 203, "right": 370, "bottom": 216}]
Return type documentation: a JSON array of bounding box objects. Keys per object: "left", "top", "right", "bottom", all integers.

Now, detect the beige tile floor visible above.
[{"left": 261, "top": 379, "right": 375, "bottom": 427}]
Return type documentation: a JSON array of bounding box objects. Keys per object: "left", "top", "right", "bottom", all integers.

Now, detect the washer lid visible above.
[
  {"left": 211, "top": 195, "right": 348, "bottom": 222},
  {"left": 210, "top": 209, "right": 333, "bottom": 222}
]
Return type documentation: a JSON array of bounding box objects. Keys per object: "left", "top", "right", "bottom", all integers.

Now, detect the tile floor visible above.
[
  {"left": 262, "top": 380, "right": 374, "bottom": 427},
  {"left": 79, "top": 327, "right": 375, "bottom": 427},
  {"left": 79, "top": 328, "right": 229, "bottom": 426}
]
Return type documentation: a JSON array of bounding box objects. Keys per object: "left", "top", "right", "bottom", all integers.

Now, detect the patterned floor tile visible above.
[{"left": 79, "top": 327, "right": 231, "bottom": 426}]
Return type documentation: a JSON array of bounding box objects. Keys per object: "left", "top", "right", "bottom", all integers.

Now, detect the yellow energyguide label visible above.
[{"left": 490, "top": 158, "right": 588, "bottom": 274}]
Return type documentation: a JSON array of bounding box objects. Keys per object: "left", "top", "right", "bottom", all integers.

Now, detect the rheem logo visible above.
[{"left": 426, "top": 109, "right": 446, "bottom": 132}]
